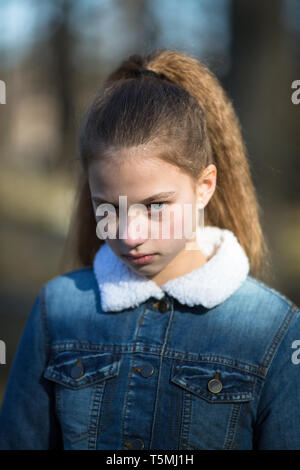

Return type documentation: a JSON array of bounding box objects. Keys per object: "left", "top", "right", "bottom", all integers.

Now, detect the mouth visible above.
[{"left": 123, "top": 253, "right": 157, "bottom": 264}]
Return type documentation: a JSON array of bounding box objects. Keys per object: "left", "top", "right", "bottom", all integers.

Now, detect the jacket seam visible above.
[
  {"left": 258, "top": 303, "right": 299, "bottom": 375},
  {"left": 46, "top": 342, "right": 264, "bottom": 375},
  {"left": 253, "top": 306, "right": 300, "bottom": 433}
]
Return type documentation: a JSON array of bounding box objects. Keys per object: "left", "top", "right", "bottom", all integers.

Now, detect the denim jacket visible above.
[{"left": 1, "top": 227, "right": 300, "bottom": 450}]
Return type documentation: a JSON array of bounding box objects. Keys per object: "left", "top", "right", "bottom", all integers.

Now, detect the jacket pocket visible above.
[
  {"left": 170, "top": 360, "right": 256, "bottom": 450},
  {"left": 43, "top": 350, "right": 121, "bottom": 449}
]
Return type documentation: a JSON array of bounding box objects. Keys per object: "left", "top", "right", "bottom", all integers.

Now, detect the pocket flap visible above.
[
  {"left": 43, "top": 350, "right": 121, "bottom": 389},
  {"left": 171, "top": 361, "right": 255, "bottom": 403}
]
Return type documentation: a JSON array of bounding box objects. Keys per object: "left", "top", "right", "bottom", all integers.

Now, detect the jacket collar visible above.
[{"left": 93, "top": 226, "right": 250, "bottom": 312}]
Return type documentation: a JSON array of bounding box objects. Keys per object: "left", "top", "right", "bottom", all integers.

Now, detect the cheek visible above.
[
  {"left": 169, "top": 213, "right": 183, "bottom": 239},
  {"left": 165, "top": 206, "right": 194, "bottom": 240}
]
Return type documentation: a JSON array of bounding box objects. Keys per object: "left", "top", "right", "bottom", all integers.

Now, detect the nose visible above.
[{"left": 118, "top": 211, "right": 148, "bottom": 247}]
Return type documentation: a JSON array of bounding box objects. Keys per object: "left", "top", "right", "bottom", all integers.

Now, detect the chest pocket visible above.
[
  {"left": 170, "top": 360, "right": 256, "bottom": 450},
  {"left": 43, "top": 350, "right": 121, "bottom": 449}
]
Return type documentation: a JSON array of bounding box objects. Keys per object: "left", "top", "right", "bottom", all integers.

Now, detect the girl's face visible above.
[{"left": 88, "top": 146, "right": 215, "bottom": 281}]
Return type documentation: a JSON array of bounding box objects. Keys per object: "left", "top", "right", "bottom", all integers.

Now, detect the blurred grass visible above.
[
  {"left": 0, "top": 161, "right": 76, "bottom": 237},
  {"left": 0, "top": 161, "right": 78, "bottom": 410}
]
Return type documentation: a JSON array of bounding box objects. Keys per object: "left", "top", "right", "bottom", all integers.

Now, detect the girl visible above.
[{"left": 0, "top": 48, "right": 299, "bottom": 450}]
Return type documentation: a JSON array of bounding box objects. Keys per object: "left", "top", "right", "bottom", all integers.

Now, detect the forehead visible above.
[{"left": 88, "top": 147, "right": 192, "bottom": 199}]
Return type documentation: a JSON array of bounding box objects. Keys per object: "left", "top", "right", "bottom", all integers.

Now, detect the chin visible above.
[{"left": 132, "top": 263, "right": 161, "bottom": 276}]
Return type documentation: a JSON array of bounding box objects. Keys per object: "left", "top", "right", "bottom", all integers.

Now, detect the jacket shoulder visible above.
[
  {"left": 44, "top": 266, "right": 97, "bottom": 296},
  {"left": 41, "top": 266, "right": 101, "bottom": 332},
  {"left": 215, "top": 275, "right": 300, "bottom": 375},
  {"left": 245, "top": 275, "right": 298, "bottom": 309},
  {"left": 230, "top": 274, "right": 299, "bottom": 318}
]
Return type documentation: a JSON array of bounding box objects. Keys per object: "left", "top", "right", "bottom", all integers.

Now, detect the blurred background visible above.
[{"left": 0, "top": 0, "right": 300, "bottom": 406}]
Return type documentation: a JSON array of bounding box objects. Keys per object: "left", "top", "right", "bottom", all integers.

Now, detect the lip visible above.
[
  {"left": 124, "top": 253, "right": 156, "bottom": 259},
  {"left": 124, "top": 253, "right": 157, "bottom": 264}
]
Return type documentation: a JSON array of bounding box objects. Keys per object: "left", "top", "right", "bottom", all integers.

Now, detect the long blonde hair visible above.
[{"left": 60, "top": 48, "right": 271, "bottom": 281}]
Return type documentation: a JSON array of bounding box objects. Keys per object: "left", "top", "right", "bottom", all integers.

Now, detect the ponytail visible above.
[{"left": 145, "top": 49, "right": 271, "bottom": 280}]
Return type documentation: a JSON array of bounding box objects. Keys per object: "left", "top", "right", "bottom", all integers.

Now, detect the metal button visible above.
[
  {"left": 140, "top": 364, "right": 154, "bottom": 378},
  {"left": 157, "top": 299, "right": 169, "bottom": 313},
  {"left": 70, "top": 358, "right": 85, "bottom": 379},
  {"left": 123, "top": 438, "right": 144, "bottom": 450},
  {"left": 207, "top": 372, "right": 222, "bottom": 394}
]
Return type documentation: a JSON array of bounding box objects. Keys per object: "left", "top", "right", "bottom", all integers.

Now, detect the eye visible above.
[{"left": 147, "top": 202, "right": 168, "bottom": 212}]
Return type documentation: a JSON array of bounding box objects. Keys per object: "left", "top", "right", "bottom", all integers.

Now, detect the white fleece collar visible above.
[{"left": 93, "top": 226, "right": 250, "bottom": 312}]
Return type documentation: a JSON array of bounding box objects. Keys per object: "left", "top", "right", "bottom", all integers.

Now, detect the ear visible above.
[{"left": 196, "top": 164, "right": 217, "bottom": 208}]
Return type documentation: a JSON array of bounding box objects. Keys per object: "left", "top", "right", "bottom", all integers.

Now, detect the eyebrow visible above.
[{"left": 92, "top": 191, "right": 177, "bottom": 206}]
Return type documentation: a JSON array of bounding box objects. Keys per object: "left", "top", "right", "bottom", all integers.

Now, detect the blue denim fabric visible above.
[{"left": 0, "top": 267, "right": 300, "bottom": 450}]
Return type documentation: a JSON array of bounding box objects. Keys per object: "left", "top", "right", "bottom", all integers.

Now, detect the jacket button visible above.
[
  {"left": 157, "top": 299, "right": 169, "bottom": 313},
  {"left": 70, "top": 358, "right": 85, "bottom": 379},
  {"left": 123, "top": 438, "right": 144, "bottom": 449},
  {"left": 207, "top": 378, "right": 223, "bottom": 394},
  {"left": 140, "top": 364, "right": 154, "bottom": 377}
]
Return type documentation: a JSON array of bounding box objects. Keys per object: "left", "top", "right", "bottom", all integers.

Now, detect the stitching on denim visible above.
[
  {"left": 149, "top": 362, "right": 162, "bottom": 449},
  {"left": 173, "top": 356, "right": 264, "bottom": 378},
  {"left": 223, "top": 403, "right": 234, "bottom": 449},
  {"left": 121, "top": 303, "right": 147, "bottom": 446},
  {"left": 224, "top": 377, "right": 256, "bottom": 449},
  {"left": 169, "top": 358, "right": 184, "bottom": 448},
  {"left": 169, "top": 379, "right": 181, "bottom": 447},
  {"left": 169, "top": 372, "right": 175, "bottom": 443},
  {"left": 179, "top": 388, "right": 187, "bottom": 449},
  {"left": 62, "top": 427, "right": 90, "bottom": 445},
  {"left": 45, "top": 372, "right": 116, "bottom": 389},
  {"left": 149, "top": 299, "right": 175, "bottom": 448},
  {"left": 98, "top": 378, "right": 110, "bottom": 432},
  {"left": 54, "top": 380, "right": 104, "bottom": 447},
  {"left": 49, "top": 343, "right": 265, "bottom": 377},
  {"left": 45, "top": 359, "right": 117, "bottom": 388},
  {"left": 71, "top": 430, "right": 90, "bottom": 438},
  {"left": 174, "top": 362, "right": 255, "bottom": 402},
  {"left": 68, "top": 433, "right": 90, "bottom": 445},
  {"left": 180, "top": 437, "right": 200, "bottom": 450},
  {"left": 99, "top": 374, "right": 118, "bottom": 433},
  {"left": 161, "top": 298, "right": 174, "bottom": 352},
  {"left": 174, "top": 381, "right": 181, "bottom": 448},
  {"left": 233, "top": 399, "right": 251, "bottom": 449},
  {"left": 177, "top": 385, "right": 196, "bottom": 450},
  {"left": 259, "top": 304, "right": 297, "bottom": 375},
  {"left": 121, "top": 356, "right": 137, "bottom": 446},
  {"left": 182, "top": 391, "right": 194, "bottom": 450},
  {"left": 180, "top": 393, "right": 201, "bottom": 451},
  {"left": 223, "top": 403, "right": 242, "bottom": 449},
  {"left": 88, "top": 381, "right": 104, "bottom": 449}
]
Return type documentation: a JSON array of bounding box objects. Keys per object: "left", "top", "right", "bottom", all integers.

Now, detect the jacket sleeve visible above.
[
  {"left": 253, "top": 306, "right": 300, "bottom": 450},
  {"left": 0, "top": 287, "right": 63, "bottom": 449}
]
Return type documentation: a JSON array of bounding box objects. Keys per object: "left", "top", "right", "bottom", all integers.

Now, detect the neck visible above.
[{"left": 146, "top": 245, "right": 208, "bottom": 288}]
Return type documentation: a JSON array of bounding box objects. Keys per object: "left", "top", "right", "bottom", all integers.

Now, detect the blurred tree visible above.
[
  {"left": 225, "top": 0, "right": 300, "bottom": 204},
  {"left": 117, "top": 0, "right": 160, "bottom": 54},
  {"left": 47, "top": 0, "right": 77, "bottom": 171}
]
